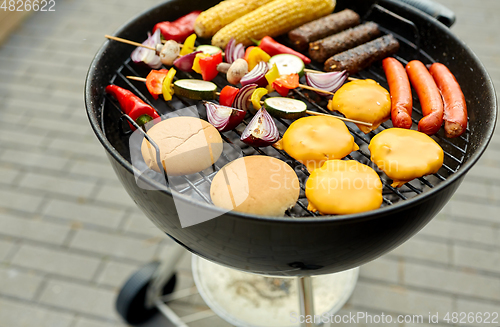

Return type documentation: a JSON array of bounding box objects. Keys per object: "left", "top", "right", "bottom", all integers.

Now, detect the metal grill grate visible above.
[{"left": 101, "top": 4, "right": 469, "bottom": 218}]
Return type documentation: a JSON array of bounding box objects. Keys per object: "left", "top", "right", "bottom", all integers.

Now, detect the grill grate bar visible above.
[
  {"left": 382, "top": 197, "right": 393, "bottom": 205},
  {"left": 346, "top": 154, "right": 408, "bottom": 200},
  {"left": 178, "top": 175, "right": 213, "bottom": 204},
  {"left": 177, "top": 169, "right": 219, "bottom": 194},
  {"left": 403, "top": 181, "right": 422, "bottom": 194},
  {"left": 441, "top": 163, "right": 456, "bottom": 174},
  {"left": 297, "top": 200, "right": 318, "bottom": 217},
  {"left": 417, "top": 177, "right": 434, "bottom": 188}
]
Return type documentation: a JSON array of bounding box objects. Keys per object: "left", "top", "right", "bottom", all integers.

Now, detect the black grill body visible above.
[{"left": 86, "top": 0, "right": 497, "bottom": 276}]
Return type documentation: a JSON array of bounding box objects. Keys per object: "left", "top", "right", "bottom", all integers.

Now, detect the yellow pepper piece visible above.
[
  {"left": 265, "top": 63, "right": 280, "bottom": 91},
  {"left": 179, "top": 33, "right": 197, "bottom": 56},
  {"left": 162, "top": 68, "right": 176, "bottom": 101},
  {"left": 251, "top": 88, "right": 268, "bottom": 110},
  {"left": 192, "top": 53, "right": 209, "bottom": 74},
  {"left": 247, "top": 47, "right": 270, "bottom": 71}
]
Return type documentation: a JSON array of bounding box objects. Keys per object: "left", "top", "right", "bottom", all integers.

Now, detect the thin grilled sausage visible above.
[
  {"left": 324, "top": 34, "right": 400, "bottom": 74},
  {"left": 382, "top": 57, "right": 413, "bottom": 129},
  {"left": 288, "top": 9, "right": 360, "bottom": 51},
  {"left": 429, "top": 63, "right": 468, "bottom": 138},
  {"left": 309, "top": 22, "right": 381, "bottom": 63},
  {"left": 406, "top": 60, "right": 444, "bottom": 135}
]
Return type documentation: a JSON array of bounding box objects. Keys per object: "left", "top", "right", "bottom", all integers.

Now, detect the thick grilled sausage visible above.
[
  {"left": 429, "top": 63, "right": 468, "bottom": 138},
  {"left": 406, "top": 60, "right": 444, "bottom": 136},
  {"left": 309, "top": 22, "right": 380, "bottom": 63},
  {"left": 324, "top": 34, "right": 400, "bottom": 74},
  {"left": 288, "top": 9, "right": 360, "bottom": 51},
  {"left": 382, "top": 57, "right": 413, "bottom": 129}
]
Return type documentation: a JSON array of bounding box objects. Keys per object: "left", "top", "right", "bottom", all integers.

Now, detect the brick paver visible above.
[{"left": 0, "top": 0, "right": 498, "bottom": 326}]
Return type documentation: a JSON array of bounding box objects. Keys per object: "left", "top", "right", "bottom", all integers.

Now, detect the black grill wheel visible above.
[{"left": 115, "top": 261, "right": 177, "bottom": 325}]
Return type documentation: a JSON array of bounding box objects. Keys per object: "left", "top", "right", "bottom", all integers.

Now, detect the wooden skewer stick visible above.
[
  {"left": 303, "top": 68, "right": 324, "bottom": 74},
  {"left": 305, "top": 110, "right": 372, "bottom": 126},
  {"left": 299, "top": 84, "right": 334, "bottom": 95},
  {"left": 303, "top": 68, "right": 358, "bottom": 81},
  {"left": 160, "top": 39, "right": 197, "bottom": 50},
  {"left": 105, "top": 35, "right": 156, "bottom": 51},
  {"left": 127, "top": 76, "right": 147, "bottom": 82},
  {"left": 125, "top": 76, "right": 372, "bottom": 126}
]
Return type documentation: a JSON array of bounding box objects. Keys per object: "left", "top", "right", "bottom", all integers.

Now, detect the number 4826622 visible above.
[{"left": 1, "top": 0, "right": 56, "bottom": 11}]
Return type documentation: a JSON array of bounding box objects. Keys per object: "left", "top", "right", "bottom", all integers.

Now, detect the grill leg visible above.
[
  {"left": 298, "top": 276, "right": 316, "bottom": 327},
  {"left": 146, "top": 243, "right": 185, "bottom": 309}
]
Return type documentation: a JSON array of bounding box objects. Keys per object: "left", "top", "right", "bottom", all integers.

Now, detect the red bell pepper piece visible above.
[
  {"left": 146, "top": 69, "right": 169, "bottom": 100},
  {"left": 272, "top": 73, "right": 300, "bottom": 97},
  {"left": 152, "top": 11, "right": 201, "bottom": 43},
  {"left": 199, "top": 51, "right": 222, "bottom": 81},
  {"left": 258, "top": 36, "right": 311, "bottom": 64},
  {"left": 105, "top": 85, "right": 160, "bottom": 130},
  {"left": 219, "top": 86, "right": 239, "bottom": 107}
]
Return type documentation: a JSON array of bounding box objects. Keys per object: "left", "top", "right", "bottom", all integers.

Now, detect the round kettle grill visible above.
[{"left": 85, "top": 0, "right": 497, "bottom": 325}]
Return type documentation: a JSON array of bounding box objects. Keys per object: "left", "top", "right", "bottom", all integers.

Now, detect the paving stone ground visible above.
[{"left": 0, "top": 0, "right": 499, "bottom": 326}]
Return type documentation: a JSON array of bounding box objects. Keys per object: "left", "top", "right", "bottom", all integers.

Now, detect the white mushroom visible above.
[
  {"left": 226, "top": 58, "right": 248, "bottom": 85},
  {"left": 158, "top": 40, "right": 180, "bottom": 66}
]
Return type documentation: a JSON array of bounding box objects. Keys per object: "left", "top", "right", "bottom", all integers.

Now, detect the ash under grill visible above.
[{"left": 101, "top": 4, "right": 469, "bottom": 218}]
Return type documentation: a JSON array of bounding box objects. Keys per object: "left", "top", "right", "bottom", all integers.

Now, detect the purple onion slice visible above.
[
  {"left": 225, "top": 38, "right": 235, "bottom": 64},
  {"left": 240, "top": 61, "right": 269, "bottom": 87},
  {"left": 233, "top": 83, "right": 257, "bottom": 112},
  {"left": 204, "top": 101, "right": 246, "bottom": 132},
  {"left": 240, "top": 108, "right": 280, "bottom": 147},
  {"left": 225, "top": 38, "right": 245, "bottom": 64},
  {"left": 305, "top": 70, "right": 348, "bottom": 96},
  {"left": 130, "top": 29, "right": 162, "bottom": 69},
  {"left": 233, "top": 43, "right": 245, "bottom": 62},
  {"left": 173, "top": 51, "right": 202, "bottom": 72}
]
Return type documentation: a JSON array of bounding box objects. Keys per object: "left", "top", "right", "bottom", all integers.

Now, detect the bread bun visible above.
[
  {"left": 210, "top": 156, "right": 300, "bottom": 216},
  {"left": 141, "top": 117, "right": 223, "bottom": 176}
]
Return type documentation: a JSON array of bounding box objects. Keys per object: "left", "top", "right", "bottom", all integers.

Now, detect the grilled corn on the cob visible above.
[
  {"left": 194, "top": 0, "right": 275, "bottom": 38},
  {"left": 212, "top": 0, "right": 336, "bottom": 49}
]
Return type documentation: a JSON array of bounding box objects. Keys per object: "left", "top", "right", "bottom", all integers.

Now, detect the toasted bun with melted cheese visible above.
[
  {"left": 210, "top": 156, "right": 300, "bottom": 216},
  {"left": 281, "top": 116, "right": 359, "bottom": 172},
  {"left": 141, "top": 117, "right": 223, "bottom": 176},
  {"left": 368, "top": 128, "right": 444, "bottom": 187},
  {"left": 328, "top": 79, "right": 391, "bottom": 133},
  {"left": 306, "top": 160, "right": 383, "bottom": 215}
]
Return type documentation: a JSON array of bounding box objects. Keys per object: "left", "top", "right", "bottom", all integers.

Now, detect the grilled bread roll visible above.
[
  {"left": 210, "top": 156, "right": 300, "bottom": 216},
  {"left": 141, "top": 117, "right": 222, "bottom": 176}
]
